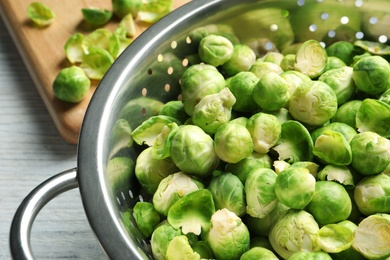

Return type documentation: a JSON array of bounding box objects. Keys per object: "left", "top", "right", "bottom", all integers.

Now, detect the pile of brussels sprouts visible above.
[{"left": 112, "top": 23, "right": 390, "bottom": 260}]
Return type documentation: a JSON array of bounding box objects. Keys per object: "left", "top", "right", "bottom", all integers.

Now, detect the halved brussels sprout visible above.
[
  {"left": 356, "top": 98, "right": 390, "bottom": 138},
  {"left": 294, "top": 40, "right": 328, "bottom": 78}
]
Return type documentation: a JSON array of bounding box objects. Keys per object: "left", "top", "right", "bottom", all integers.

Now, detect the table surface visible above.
[{"left": 0, "top": 15, "right": 108, "bottom": 259}]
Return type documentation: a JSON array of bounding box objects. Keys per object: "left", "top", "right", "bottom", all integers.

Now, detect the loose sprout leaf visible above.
[
  {"left": 318, "top": 224, "right": 354, "bottom": 253},
  {"left": 64, "top": 33, "right": 85, "bottom": 64},
  {"left": 166, "top": 236, "right": 201, "bottom": 260},
  {"left": 80, "top": 46, "right": 114, "bottom": 80},
  {"left": 81, "top": 8, "right": 112, "bottom": 27},
  {"left": 152, "top": 122, "right": 179, "bottom": 160},
  {"left": 138, "top": 0, "right": 173, "bottom": 24},
  {"left": 354, "top": 40, "right": 390, "bottom": 55},
  {"left": 109, "top": 26, "right": 133, "bottom": 58},
  {"left": 27, "top": 2, "right": 56, "bottom": 27},
  {"left": 81, "top": 28, "right": 112, "bottom": 54},
  {"left": 119, "top": 13, "right": 136, "bottom": 38}
]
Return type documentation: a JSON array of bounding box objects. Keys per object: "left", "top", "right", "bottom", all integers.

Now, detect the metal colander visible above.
[{"left": 10, "top": 0, "right": 390, "bottom": 259}]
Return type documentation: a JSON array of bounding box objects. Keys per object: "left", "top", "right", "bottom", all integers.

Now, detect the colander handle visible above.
[{"left": 9, "top": 168, "right": 79, "bottom": 260}]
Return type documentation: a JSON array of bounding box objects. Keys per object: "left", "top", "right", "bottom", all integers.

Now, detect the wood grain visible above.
[{"left": 0, "top": 0, "right": 190, "bottom": 144}]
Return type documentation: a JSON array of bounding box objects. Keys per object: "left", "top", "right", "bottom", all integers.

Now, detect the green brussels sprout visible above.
[
  {"left": 280, "top": 70, "right": 311, "bottom": 100},
  {"left": 324, "top": 56, "right": 347, "bottom": 71},
  {"left": 159, "top": 100, "right": 189, "bottom": 123},
  {"left": 170, "top": 125, "right": 220, "bottom": 178},
  {"left": 225, "top": 152, "right": 272, "bottom": 184},
  {"left": 81, "top": 8, "right": 112, "bottom": 27},
  {"left": 326, "top": 41, "right": 360, "bottom": 65},
  {"left": 208, "top": 172, "right": 246, "bottom": 217},
  {"left": 153, "top": 171, "right": 204, "bottom": 216},
  {"left": 109, "top": 25, "right": 133, "bottom": 59},
  {"left": 131, "top": 115, "right": 181, "bottom": 146},
  {"left": 137, "top": 0, "right": 173, "bottom": 24},
  {"left": 253, "top": 71, "right": 291, "bottom": 111},
  {"left": 352, "top": 55, "right": 390, "bottom": 96},
  {"left": 354, "top": 173, "right": 390, "bottom": 216},
  {"left": 275, "top": 167, "right": 316, "bottom": 209},
  {"left": 152, "top": 122, "right": 179, "bottom": 160},
  {"left": 244, "top": 202, "right": 290, "bottom": 237},
  {"left": 222, "top": 44, "right": 257, "bottom": 76},
  {"left": 81, "top": 46, "right": 114, "bottom": 80},
  {"left": 180, "top": 64, "right": 225, "bottom": 116},
  {"left": 112, "top": 0, "right": 141, "bottom": 18},
  {"left": 331, "top": 100, "right": 362, "bottom": 129},
  {"left": 27, "top": 2, "right": 55, "bottom": 27},
  {"left": 192, "top": 88, "right": 236, "bottom": 134},
  {"left": 206, "top": 208, "right": 250, "bottom": 260},
  {"left": 240, "top": 247, "right": 279, "bottom": 260},
  {"left": 133, "top": 202, "right": 161, "bottom": 238},
  {"left": 135, "top": 147, "right": 179, "bottom": 195},
  {"left": 260, "top": 51, "right": 284, "bottom": 66},
  {"left": 317, "top": 223, "right": 354, "bottom": 253},
  {"left": 289, "top": 81, "right": 338, "bottom": 126},
  {"left": 269, "top": 209, "right": 321, "bottom": 259},
  {"left": 52, "top": 66, "right": 91, "bottom": 103},
  {"left": 356, "top": 98, "right": 390, "bottom": 138},
  {"left": 119, "top": 13, "right": 136, "bottom": 37},
  {"left": 167, "top": 189, "right": 215, "bottom": 235},
  {"left": 214, "top": 123, "right": 253, "bottom": 163},
  {"left": 288, "top": 251, "right": 332, "bottom": 260},
  {"left": 306, "top": 181, "right": 352, "bottom": 226},
  {"left": 318, "top": 66, "right": 356, "bottom": 105},
  {"left": 352, "top": 213, "right": 390, "bottom": 260},
  {"left": 272, "top": 120, "right": 314, "bottom": 163},
  {"left": 294, "top": 40, "right": 328, "bottom": 79},
  {"left": 198, "top": 35, "right": 234, "bottom": 67},
  {"left": 150, "top": 221, "right": 182, "bottom": 260},
  {"left": 64, "top": 33, "right": 85, "bottom": 64},
  {"left": 166, "top": 235, "right": 200, "bottom": 260},
  {"left": 246, "top": 112, "right": 282, "bottom": 154},
  {"left": 245, "top": 168, "right": 278, "bottom": 218},
  {"left": 249, "top": 61, "right": 283, "bottom": 79},
  {"left": 350, "top": 131, "right": 390, "bottom": 176},
  {"left": 225, "top": 71, "right": 259, "bottom": 113},
  {"left": 280, "top": 53, "right": 296, "bottom": 71},
  {"left": 317, "top": 165, "right": 355, "bottom": 189},
  {"left": 311, "top": 122, "right": 357, "bottom": 143}
]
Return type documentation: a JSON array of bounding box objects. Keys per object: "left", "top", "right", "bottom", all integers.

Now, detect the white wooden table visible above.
[{"left": 0, "top": 16, "right": 107, "bottom": 259}]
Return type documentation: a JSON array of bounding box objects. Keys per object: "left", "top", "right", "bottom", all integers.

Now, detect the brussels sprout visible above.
[
  {"left": 325, "top": 57, "right": 346, "bottom": 71},
  {"left": 272, "top": 120, "right": 314, "bottom": 163},
  {"left": 379, "top": 88, "right": 390, "bottom": 106},
  {"left": 306, "top": 181, "right": 352, "bottom": 226},
  {"left": 281, "top": 43, "right": 302, "bottom": 55},
  {"left": 240, "top": 247, "right": 279, "bottom": 260},
  {"left": 317, "top": 223, "right": 354, "bottom": 253},
  {"left": 246, "top": 112, "right": 282, "bottom": 154},
  {"left": 214, "top": 123, "right": 253, "bottom": 163},
  {"left": 318, "top": 66, "right": 356, "bottom": 105},
  {"left": 109, "top": 25, "right": 133, "bottom": 58},
  {"left": 81, "top": 46, "right": 114, "bottom": 80},
  {"left": 135, "top": 147, "right": 179, "bottom": 195},
  {"left": 288, "top": 251, "right": 332, "bottom": 260},
  {"left": 280, "top": 70, "right": 311, "bottom": 99},
  {"left": 260, "top": 51, "right": 284, "bottom": 66},
  {"left": 133, "top": 202, "right": 161, "bottom": 238},
  {"left": 180, "top": 64, "right": 225, "bottom": 116},
  {"left": 81, "top": 8, "right": 112, "bottom": 26},
  {"left": 192, "top": 88, "right": 236, "bottom": 134},
  {"left": 350, "top": 131, "right": 390, "bottom": 176},
  {"left": 225, "top": 71, "right": 259, "bottom": 113},
  {"left": 153, "top": 172, "right": 204, "bottom": 216},
  {"left": 170, "top": 125, "right": 220, "bottom": 178},
  {"left": 294, "top": 40, "right": 328, "bottom": 78},
  {"left": 108, "top": 119, "right": 133, "bottom": 158},
  {"left": 198, "top": 35, "right": 234, "bottom": 67},
  {"left": 159, "top": 100, "right": 189, "bottom": 123},
  {"left": 326, "top": 41, "right": 360, "bottom": 65},
  {"left": 249, "top": 61, "right": 283, "bottom": 79},
  {"left": 249, "top": 236, "right": 273, "bottom": 250},
  {"left": 188, "top": 24, "right": 235, "bottom": 46},
  {"left": 206, "top": 208, "right": 250, "bottom": 260},
  {"left": 352, "top": 213, "right": 390, "bottom": 260},
  {"left": 152, "top": 122, "right": 179, "bottom": 160},
  {"left": 244, "top": 202, "right": 290, "bottom": 237},
  {"left": 64, "top": 33, "right": 85, "bottom": 64},
  {"left": 317, "top": 165, "right": 355, "bottom": 189},
  {"left": 208, "top": 172, "right": 246, "bottom": 216},
  {"left": 150, "top": 221, "right": 182, "bottom": 260},
  {"left": 168, "top": 189, "right": 215, "bottom": 235},
  {"left": 290, "top": 161, "right": 320, "bottom": 178},
  {"left": 166, "top": 235, "right": 200, "bottom": 260},
  {"left": 112, "top": 0, "right": 142, "bottom": 18},
  {"left": 356, "top": 98, "right": 390, "bottom": 138},
  {"left": 119, "top": 13, "right": 136, "bottom": 37},
  {"left": 27, "top": 2, "right": 55, "bottom": 27},
  {"left": 245, "top": 168, "right": 278, "bottom": 218},
  {"left": 267, "top": 108, "right": 293, "bottom": 124},
  {"left": 289, "top": 80, "right": 338, "bottom": 126},
  {"left": 331, "top": 100, "right": 362, "bottom": 129},
  {"left": 354, "top": 173, "right": 390, "bottom": 216},
  {"left": 280, "top": 53, "right": 296, "bottom": 71},
  {"left": 352, "top": 55, "right": 390, "bottom": 96},
  {"left": 269, "top": 209, "right": 320, "bottom": 259},
  {"left": 275, "top": 167, "right": 316, "bottom": 209},
  {"left": 131, "top": 115, "right": 181, "bottom": 146},
  {"left": 253, "top": 71, "right": 290, "bottom": 111},
  {"left": 138, "top": 0, "right": 173, "bottom": 23},
  {"left": 312, "top": 130, "right": 352, "bottom": 166},
  {"left": 107, "top": 157, "right": 135, "bottom": 199},
  {"left": 225, "top": 152, "right": 272, "bottom": 184},
  {"left": 222, "top": 44, "right": 257, "bottom": 76},
  {"left": 52, "top": 66, "right": 91, "bottom": 103},
  {"left": 229, "top": 116, "right": 249, "bottom": 127}
]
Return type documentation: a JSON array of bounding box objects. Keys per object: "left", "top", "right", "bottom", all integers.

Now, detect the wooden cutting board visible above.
[{"left": 0, "top": 0, "right": 190, "bottom": 144}]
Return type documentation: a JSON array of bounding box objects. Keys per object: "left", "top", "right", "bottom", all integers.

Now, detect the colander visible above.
[{"left": 10, "top": 0, "right": 390, "bottom": 259}]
